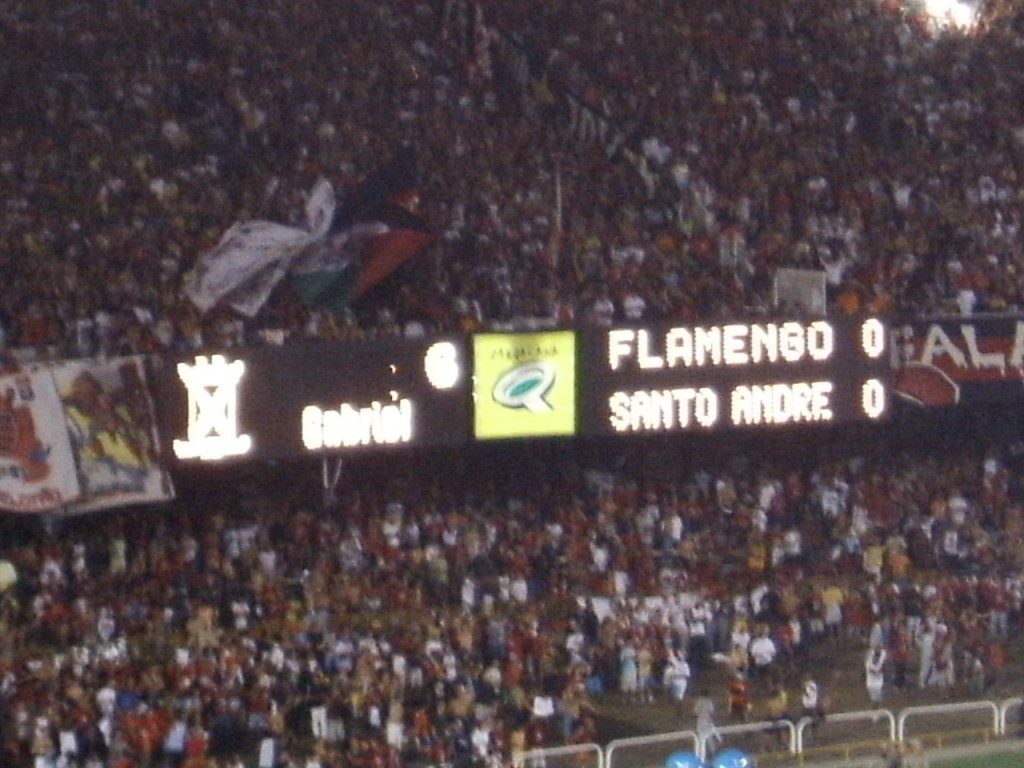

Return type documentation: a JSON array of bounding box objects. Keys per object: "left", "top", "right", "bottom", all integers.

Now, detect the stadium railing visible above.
[
  {"left": 998, "top": 697, "right": 1023, "bottom": 737},
  {"left": 699, "top": 719, "right": 798, "bottom": 759},
  {"left": 605, "top": 729, "right": 700, "bottom": 767},
  {"left": 522, "top": 742, "right": 604, "bottom": 768},
  {"left": 795, "top": 708, "right": 897, "bottom": 754},
  {"left": 599, "top": 699, "right": 1023, "bottom": 768},
  {"left": 897, "top": 701, "right": 999, "bottom": 744}
]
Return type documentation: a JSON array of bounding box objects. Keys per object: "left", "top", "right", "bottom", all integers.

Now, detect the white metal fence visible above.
[
  {"left": 521, "top": 742, "right": 604, "bottom": 768},
  {"left": 600, "top": 698, "right": 1024, "bottom": 768},
  {"left": 699, "top": 719, "right": 797, "bottom": 758},
  {"left": 605, "top": 730, "right": 700, "bottom": 768},
  {"left": 796, "top": 708, "right": 897, "bottom": 753},
  {"left": 999, "top": 696, "right": 1023, "bottom": 736},
  {"left": 897, "top": 700, "right": 999, "bottom": 743}
]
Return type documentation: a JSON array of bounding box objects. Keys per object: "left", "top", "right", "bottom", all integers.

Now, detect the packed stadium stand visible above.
[
  {"left": 3, "top": 415, "right": 1024, "bottom": 767},
  {"left": 6, "top": 1, "right": 1024, "bottom": 768},
  {"left": 2, "top": 0, "right": 1024, "bottom": 360}
]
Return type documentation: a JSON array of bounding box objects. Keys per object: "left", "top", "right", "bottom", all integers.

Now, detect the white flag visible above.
[{"left": 184, "top": 179, "right": 336, "bottom": 317}]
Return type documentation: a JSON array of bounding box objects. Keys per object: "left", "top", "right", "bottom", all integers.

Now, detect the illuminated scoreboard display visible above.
[
  {"left": 157, "top": 336, "right": 470, "bottom": 461},
  {"left": 154, "top": 319, "right": 893, "bottom": 461},
  {"left": 580, "top": 317, "right": 889, "bottom": 436}
]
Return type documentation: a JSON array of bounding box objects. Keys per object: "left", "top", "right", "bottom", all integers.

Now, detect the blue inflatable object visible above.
[
  {"left": 710, "top": 748, "right": 752, "bottom": 768},
  {"left": 664, "top": 750, "right": 705, "bottom": 768}
]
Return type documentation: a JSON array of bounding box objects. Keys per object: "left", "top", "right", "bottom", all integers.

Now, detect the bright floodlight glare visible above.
[{"left": 923, "top": 0, "right": 976, "bottom": 29}]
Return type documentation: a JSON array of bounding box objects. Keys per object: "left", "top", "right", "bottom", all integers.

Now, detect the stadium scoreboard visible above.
[
  {"left": 579, "top": 317, "right": 889, "bottom": 435},
  {"left": 159, "top": 317, "right": 891, "bottom": 461}
]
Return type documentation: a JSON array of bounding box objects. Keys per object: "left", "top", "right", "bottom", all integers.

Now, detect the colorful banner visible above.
[
  {"left": 0, "top": 370, "right": 82, "bottom": 512},
  {"left": 894, "top": 316, "right": 1024, "bottom": 406},
  {"left": 473, "top": 331, "right": 577, "bottom": 439},
  {"left": 54, "top": 357, "right": 174, "bottom": 512}
]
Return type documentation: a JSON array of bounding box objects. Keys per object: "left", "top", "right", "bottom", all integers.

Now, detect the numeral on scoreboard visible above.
[
  {"left": 860, "top": 318, "right": 886, "bottom": 359},
  {"left": 862, "top": 378, "right": 886, "bottom": 419}
]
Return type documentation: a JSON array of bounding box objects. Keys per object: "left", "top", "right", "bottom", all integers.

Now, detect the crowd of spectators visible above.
[
  {"left": 4, "top": 0, "right": 1024, "bottom": 362},
  {"left": 2, "top": 430, "right": 1024, "bottom": 767},
  {"left": 8, "top": 7, "right": 1024, "bottom": 767},
  {"left": 490, "top": 0, "right": 1024, "bottom": 317}
]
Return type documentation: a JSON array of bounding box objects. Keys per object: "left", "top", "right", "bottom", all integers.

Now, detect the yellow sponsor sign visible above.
[{"left": 473, "top": 331, "right": 577, "bottom": 439}]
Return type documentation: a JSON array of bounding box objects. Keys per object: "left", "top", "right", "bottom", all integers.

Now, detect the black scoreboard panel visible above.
[
  {"left": 156, "top": 336, "right": 470, "bottom": 461},
  {"left": 156, "top": 317, "right": 893, "bottom": 462},
  {"left": 580, "top": 317, "right": 890, "bottom": 436}
]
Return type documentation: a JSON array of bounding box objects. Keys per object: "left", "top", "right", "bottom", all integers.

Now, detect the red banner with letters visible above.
[{"left": 894, "top": 316, "right": 1024, "bottom": 406}]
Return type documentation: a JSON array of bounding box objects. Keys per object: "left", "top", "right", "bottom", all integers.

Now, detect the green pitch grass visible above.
[{"left": 931, "top": 752, "right": 1024, "bottom": 768}]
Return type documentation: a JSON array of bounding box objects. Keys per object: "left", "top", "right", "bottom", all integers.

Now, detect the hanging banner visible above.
[
  {"left": 0, "top": 370, "right": 81, "bottom": 512},
  {"left": 54, "top": 357, "right": 174, "bottom": 512},
  {"left": 894, "top": 316, "right": 1024, "bottom": 406}
]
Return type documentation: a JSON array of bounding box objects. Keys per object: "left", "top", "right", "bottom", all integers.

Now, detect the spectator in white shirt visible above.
[
  {"left": 749, "top": 629, "right": 777, "bottom": 681},
  {"left": 865, "top": 644, "right": 887, "bottom": 703}
]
